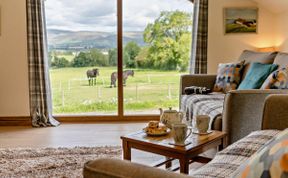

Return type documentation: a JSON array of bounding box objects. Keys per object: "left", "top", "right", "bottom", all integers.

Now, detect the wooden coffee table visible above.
[{"left": 121, "top": 130, "right": 227, "bottom": 174}]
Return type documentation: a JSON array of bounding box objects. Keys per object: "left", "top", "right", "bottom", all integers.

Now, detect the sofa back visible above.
[
  {"left": 222, "top": 90, "right": 288, "bottom": 144},
  {"left": 273, "top": 52, "right": 288, "bottom": 69},
  {"left": 262, "top": 94, "right": 288, "bottom": 130},
  {"left": 238, "top": 50, "right": 278, "bottom": 79}
]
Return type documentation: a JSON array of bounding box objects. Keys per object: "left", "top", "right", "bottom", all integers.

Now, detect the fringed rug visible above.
[{"left": 0, "top": 146, "right": 122, "bottom": 178}]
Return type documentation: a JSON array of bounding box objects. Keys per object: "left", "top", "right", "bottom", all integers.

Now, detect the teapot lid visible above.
[{"left": 163, "top": 107, "right": 178, "bottom": 113}]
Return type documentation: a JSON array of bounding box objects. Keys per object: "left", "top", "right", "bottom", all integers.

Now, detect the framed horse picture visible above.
[{"left": 224, "top": 7, "right": 258, "bottom": 34}]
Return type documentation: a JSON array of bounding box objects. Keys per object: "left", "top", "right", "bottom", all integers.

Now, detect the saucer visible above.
[{"left": 192, "top": 130, "right": 213, "bottom": 135}]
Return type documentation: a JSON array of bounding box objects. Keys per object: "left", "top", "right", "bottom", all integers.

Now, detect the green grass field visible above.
[
  {"left": 50, "top": 67, "right": 186, "bottom": 114},
  {"left": 225, "top": 24, "right": 256, "bottom": 33}
]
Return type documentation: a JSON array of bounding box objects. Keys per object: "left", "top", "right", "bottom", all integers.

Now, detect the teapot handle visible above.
[
  {"left": 185, "top": 127, "right": 192, "bottom": 141},
  {"left": 178, "top": 112, "right": 184, "bottom": 120}
]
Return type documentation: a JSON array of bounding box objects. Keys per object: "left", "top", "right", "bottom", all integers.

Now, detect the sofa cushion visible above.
[
  {"left": 213, "top": 61, "right": 245, "bottom": 93},
  {"left": 191, "top": 130, "right": 280, "bottom": 178},
  {"left": 232, "top": 129, "right": 288, "bottom": 178},
  {"left": 238, "top": 50, "right": 278, "bottom": 79},
  {"left": 273, "top": 52, "right": 288, "bottom": 69},
  {"left": 238, "top": 63, "right": 278, "bottom": 90},
  {"left": 261, "top": 67, "right": 288, "bottom": 89}
]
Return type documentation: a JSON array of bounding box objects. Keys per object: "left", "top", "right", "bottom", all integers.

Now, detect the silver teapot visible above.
[{"left": 159, "top": 107, "right": 184, "bottom": 128}]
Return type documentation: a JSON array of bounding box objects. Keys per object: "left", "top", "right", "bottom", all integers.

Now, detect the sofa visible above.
[
  {"left": 180, "top": 50, "right": 288, "bottom": 144},
  {"left": 83, "top": 94, "right": 288, "bottom": 178}
]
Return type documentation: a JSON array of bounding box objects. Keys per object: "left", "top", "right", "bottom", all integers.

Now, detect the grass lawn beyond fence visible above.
[{"left": 50, "top": 67, "right": 186, "bottom": 114}]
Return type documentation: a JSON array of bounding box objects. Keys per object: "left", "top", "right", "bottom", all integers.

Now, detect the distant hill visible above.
[{"left": 47, "top": 29, "right": 146, "bottom": 51}]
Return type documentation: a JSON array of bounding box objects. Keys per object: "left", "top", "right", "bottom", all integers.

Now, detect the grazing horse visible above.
[
  {"left": 86, "top": 68, "right": 99, "bottom": 86},
  {"left": 110, "top": 70, "right": 134, "bottom": 88}
]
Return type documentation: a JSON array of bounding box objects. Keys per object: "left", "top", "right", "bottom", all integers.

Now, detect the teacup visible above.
[
  {"left": 172, "top": 123, "right": 192, "bottom": 145},
  {"left": 196, "top": 115, "right": 210, "bottom": 133}
]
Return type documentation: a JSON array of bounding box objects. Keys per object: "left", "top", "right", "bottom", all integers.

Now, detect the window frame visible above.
[{"left": 48, "top": 0, "right": 194, "bottom": 122}]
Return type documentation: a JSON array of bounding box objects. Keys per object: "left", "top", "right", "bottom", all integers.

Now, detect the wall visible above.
[
  {"left": 275, "top": 11, "right": 288, "bottom": 52},
  {"left": 207, "top": 0, "right": 278, "bottom": 74},
  {"left": 0, "top": 0, "right": 30, "bottom": 116}
]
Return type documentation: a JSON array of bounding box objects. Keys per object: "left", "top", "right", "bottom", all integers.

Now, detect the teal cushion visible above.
[{"left": 238, "top": 63, "right": 278, "bottom": 89}]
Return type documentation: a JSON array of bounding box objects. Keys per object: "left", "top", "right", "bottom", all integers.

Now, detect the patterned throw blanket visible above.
[
  {"left": 180, "top": 93, "right": 225, "bottom": 129},
  {"left": 191, "top": 130, "right": 280, "bottom": 178}
]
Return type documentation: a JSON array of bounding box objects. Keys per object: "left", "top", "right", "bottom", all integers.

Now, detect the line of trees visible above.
[
  {"left": 49, "top": 42, "right": 139, "bottom": 68},
  {"left": 49, "top": 10, "right": 192, "bottom": 71}
]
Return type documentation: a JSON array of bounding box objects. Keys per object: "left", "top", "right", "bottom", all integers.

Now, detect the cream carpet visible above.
[{"left": 0, "top": 146, "right": 122, "bottom": 178}]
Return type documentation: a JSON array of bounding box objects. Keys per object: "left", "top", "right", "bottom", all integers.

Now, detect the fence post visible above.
[
  {"left": 59, "top": 81, "right": 62, "bottom": 91},
  {"left": 98, "top": 86, "right": 101, "bottom": 98},
  {"left": 62, "top": 90, "right": 65, "bottom": 107},
  {"left": 101, "top": 78, "right": 105, "bottom": 86},
  {"left": 68, "top": 80, "right": 71, "bottom": 91},
  {"left": 136, "top": 84, "right": 138, "bottom": 101},
  {"left": 168, "top": 84, "right": 172, "bottom": 100},
  {"left": 147, "top": 75, "right": 151, "bottom": 83}
]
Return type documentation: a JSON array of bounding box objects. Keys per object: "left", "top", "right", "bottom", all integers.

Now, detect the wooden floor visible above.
[
  {"left": 0, "top": 122, "right": 204, "bottom": 173},
  {"left": 0, "top": 122, "right": 147, "bottom": 148}
]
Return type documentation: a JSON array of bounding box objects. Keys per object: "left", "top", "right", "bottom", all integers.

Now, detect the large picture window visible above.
[{"left": 45, "top": 0, "right": 193, "bottom": 118}]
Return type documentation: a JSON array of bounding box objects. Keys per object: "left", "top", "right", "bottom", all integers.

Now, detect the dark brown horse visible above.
[
  {"left": 86, "top": 68, "right": 99, "bottom": 86},
  {"left": 110, "top": 70, "right": 134, "bottom": 88}
]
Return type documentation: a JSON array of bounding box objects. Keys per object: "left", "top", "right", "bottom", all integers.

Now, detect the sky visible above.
[
  {"left": 225, "top": 9, "right": 258, "bottom": 20},
  {"left": 45, "top": 0, "right": 193, "bottom": 32}
]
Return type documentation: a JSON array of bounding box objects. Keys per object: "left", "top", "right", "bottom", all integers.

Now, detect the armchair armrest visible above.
[
  {"left": 83, "top": 158, "right": 189, "bottom": 178},
  {"left": 262, "top": 94, "right": 288, "bottom": 130},
  {"left": 223, "top": 89, "right": 288, "bottom": 144},
  {"left": 180, "top": 74, "right": 216, "bottom": 95}
]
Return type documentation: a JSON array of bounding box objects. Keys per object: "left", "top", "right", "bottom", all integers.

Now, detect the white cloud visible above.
[{"left": 45, "top": 0, "right": 193, "bottom": 32}]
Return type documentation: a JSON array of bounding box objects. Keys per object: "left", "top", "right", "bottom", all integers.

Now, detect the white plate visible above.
[{"left": 143, "top": 128, "right": 170, "bottom": 136}]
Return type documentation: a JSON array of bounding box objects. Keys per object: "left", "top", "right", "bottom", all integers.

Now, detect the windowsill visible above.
[{"left": 54, "top": 114, "right": 160, "bottom": 122}]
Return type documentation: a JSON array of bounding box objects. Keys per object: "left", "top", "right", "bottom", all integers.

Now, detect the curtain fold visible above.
[
  {"left": 190, "top": 0, "right": 208, "bottom": 74},
  {"left": 27, "top": 0, "right": 59, "bottom": 127}
]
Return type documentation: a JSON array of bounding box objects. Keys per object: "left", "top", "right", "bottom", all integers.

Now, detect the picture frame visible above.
[
  {"left": 0, "top": 7, "right": 1, "bottom": 36},
  {"left": 224, "top": 7, "right": 258, "bottom": 34}
]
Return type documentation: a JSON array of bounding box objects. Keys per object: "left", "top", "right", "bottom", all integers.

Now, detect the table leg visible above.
[
  {"left": 122, "top": 140, "right": 131, "bottom": 160},
  {"left": 179, "top": 157, "right": 190, "bottom": 174},
  {"left": 165, "top": 157, "right": 172, "bottom": 169},
  {"left": 219, "top": 136, "right": 228, "bottom": 151}
]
